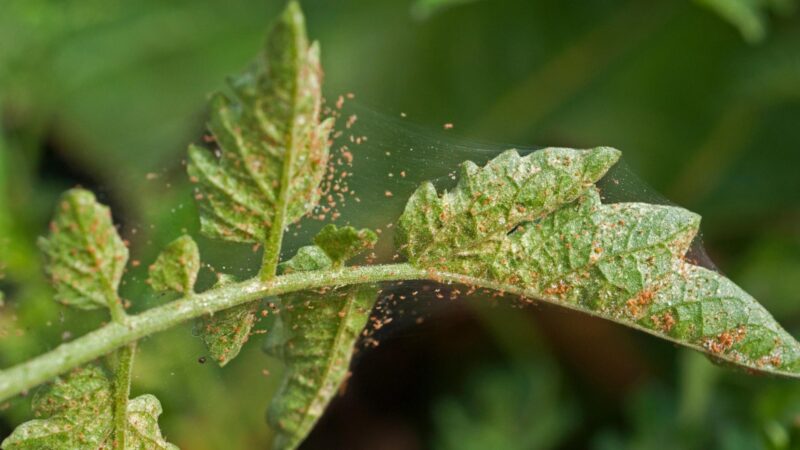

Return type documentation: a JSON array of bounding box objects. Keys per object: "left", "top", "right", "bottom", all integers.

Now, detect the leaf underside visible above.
[
  {"left": 313, "top": 224, "right": 378, "bottom": 266},
  {"left": 200, "top": 300, "right": 258, "bottom": 367},
  {"left": 187, "top": 1, "right": 332, "bottom": 244},
  {"left": 264, "top": 234, "right": 379, "bottom": 450},
  {"left": 1, "top": 366, "right": 176, "bottom": 450},
  {"left": 398, "top": 147, "right": 800, "bottom": 376},
  {"left": 196, "top": 273, "right": 254, "bottom": 367},
  {"left": 266, "top": 284, "right": 378, "bottom": 450},
  {"left": 188, "top": 0, "right": 334, "bottom": 367},
  {"left": 37, "top": 189, "right": 128, "bottom": 310},
  {"left": 148, "top": 234, "right": 200, "bottom": 295}
]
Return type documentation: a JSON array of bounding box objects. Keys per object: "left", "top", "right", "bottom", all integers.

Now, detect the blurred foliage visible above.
[
  {"left": 695, "top": 0, "right": 796, "bottom": 43},
  {"left": 411, "top": 0, "right": 484, "bottom": 20},
  {"left": 1, "top": 0, "right": 799, "bottom": 448},
  {"left": 594, "top": 351, "right": 800, "bottom": 450},
  {"left": 432, "top": 361, "right": 578, "bottom": 450}
]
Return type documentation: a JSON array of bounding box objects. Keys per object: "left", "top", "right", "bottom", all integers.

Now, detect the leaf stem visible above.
[
  {"left": 108, "top": 290, "right": 133, "bottom": 448},
  {"left": 0, "top": 263, "right": 426, "bottom": 402},
  {"left": 108, "top": 293, "right": 127, "bottom": 325},
  {"left": 3, "top": 261, "right": 799, "bottom": 404},
  {"left": 258, "top": 2, "right": 306, "bottom": 281},
  {"left": 112, "top": 342, "right": 136, "bottom": 448}
]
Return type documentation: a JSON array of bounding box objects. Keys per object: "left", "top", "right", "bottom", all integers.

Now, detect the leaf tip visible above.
[
  {"left": 148, "top": 235, "right": 200, "bottom": 295},
  {"left": 277, "top": 0, "right": 307, "bottom": 39},
  {"left": 585, "top": 146, "right": 621, "bottom": 178}
]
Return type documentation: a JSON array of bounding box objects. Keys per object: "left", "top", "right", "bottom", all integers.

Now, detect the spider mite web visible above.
[{"left": 287, "top": 95, "right": 720, "bottom": 353}]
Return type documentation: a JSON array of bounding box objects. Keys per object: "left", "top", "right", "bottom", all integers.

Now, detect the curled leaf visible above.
[
  {"left": 125, "top": 394, "right": 178, "bottom": 449},
  {"left": 398, "top": 147, "right": 800, "bottom": 376},
  {"left": 265, "top": 242, "right": 379, "bottom": 450},
  {"left": 38, "top": 189, "right": 128, "bottom": 311},
  {"left": 266, "top": 284, "right": 378, "bottom": 450},
  {"left": 148, "top": 235, "right": 200, "bottom": 294},
  {"left": 397, "top": 147, "right": 620, "bottom": 269}
]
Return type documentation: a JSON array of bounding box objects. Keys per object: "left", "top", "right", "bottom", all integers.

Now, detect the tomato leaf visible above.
[
  {"left": 398, "top": 147, "right": 800, "bottom": 376},
  {"left": 1, "top": 366, "right": 176, "bottom": 450},
  {"left": 198, "top": 274, "right": 258, "bottom": 367},
  {"left": 313, "top": 224, "right": 378, "bottom": 267},
  {"left": 187, "top": 0, "right": 332, "bottom": 244},
  {"left": 264, "top": 227, "right": 379, "bottom": 450},
  {"left": 266, "top": 284, "right": 378, "bottom": 450},
  {"left": 38, "top": 189, "right": 128, "bottom": 311},
  {"left": 148, "top": 235, "right": 200, "bottom": 295}
]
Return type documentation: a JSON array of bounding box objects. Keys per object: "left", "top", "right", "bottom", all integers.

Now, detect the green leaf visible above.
[
  {"left": 644, "top": 265, "right": 800, "bottom": 371},
  {"left": 275, "top": 224, "right": 377, "bottom": 275},
  {"left": 187, "top": 0, "right": 333, "bottom": 244},
  {"left": 265, "top": 232, "right": 380, "bottom": 450},
  {"left": 485, "top": 188, "right": 698, "bottom": 306},
  {"left": 313, "top": 224, "right": 378, "bottom": 266},
  {"left": 397, "top": 147, "right": 620, "bottom": 270},
  {"left": 398, "top": 147, "right": 800, "bottom": 376},
  {"left": 1, "top": 366, "right": 176, "bottom": 450},
  {"left": 125, "top": 394, "right": 178, "bottom": 450},
  {"left": 198, "top": 274, "right": 258, "bottom": 367},
  {"left": 148, "top": 235, "right": 200, "bottom": 295},
  {"left": 1, "top": 366, "right": 113, "bottom": 449},
  {"left": 189, "top": 0, "right": 334, "bottom": 366},
  {"left": 266, "top": 284, "right": 378, "bottom": 450},
  {"left": 277, "top": 245, "right": 333, "bottom": 274},
  {"left": 695, "top": 0, "right": 797, "bottom": 43},
  {"left": 37, "top": 189, "right": 128, "bottom": 311}
]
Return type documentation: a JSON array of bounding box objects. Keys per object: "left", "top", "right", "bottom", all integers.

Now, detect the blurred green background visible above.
[{"left": 1, "top": 0, "right": 800, "bottom": 448}]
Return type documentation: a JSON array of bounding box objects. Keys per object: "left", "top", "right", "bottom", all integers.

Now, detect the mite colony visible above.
[
  {"left": 190, "top": 93, "right": 489, "bottom": 359},
  {"left": 309, "top": 93, "right": 363, "bottom": 224},
  {"left": 134, "top": 109, "right": 792, "bottom": 376},
  {"left": 147, "top": 90, "right": 785, "bottom": 375}
]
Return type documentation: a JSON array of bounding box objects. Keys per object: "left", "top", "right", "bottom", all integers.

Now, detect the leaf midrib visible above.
[
  {"left": 260, "top": 26, "right": 306, "bottom": 280},
  {"left": 294, "top": 288, "right": 362, "bottom": 439}
]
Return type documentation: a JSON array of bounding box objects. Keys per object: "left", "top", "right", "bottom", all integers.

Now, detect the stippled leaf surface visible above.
[
  {"left": 148, "top": 235, "right": 200, "bottom": 295},
  {"left": 277, "top": 245, "right": 332, "bottom": 274},
  {"left": 266, "top": 284, "right": 378, "bottom": 450},
  {"left": 203, "top": 224, "right": 377, "bottom": 368},
  {"left": 198, "top": 274, "right": 257, "bottom": 367},
  {"left": 125, "top": 394, "right": 177, "bottom": 449},
  {"left": 313, "top": 224, "right": 377, "bottom": 266},
  {"left": 264, "top": 230, "right": 379, "bottom": 450},
  {"left": 37, "top": 189, "right": 127, "bottom": 311},
  {"left": 187, "top": 1, "right": 332, "bottom": 244},
  {"left": 1, "top": 366, "right": 176, "bottom": 450},
  {"left": 398, "top": 147, "right": 800, "bottom": 376},
  {"left": 397, "top": 147, "right": 620, "bottom": 269}
]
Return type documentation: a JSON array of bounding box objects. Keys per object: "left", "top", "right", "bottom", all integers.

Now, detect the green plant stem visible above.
[
  {"left": 108, "top": 292, "right": 133, "bottom": 448},
  {"left": 0, "top": 263, "right": 426, "bottom": 402},
  {"left": 108, "top": 291, "right": 128, "bottom": 325},
  {"left": 3, "top": 261, "right": 800, "bottom": 403},
  {"left": 113, "top": 342, "right": 136, "bottom": 448}
]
